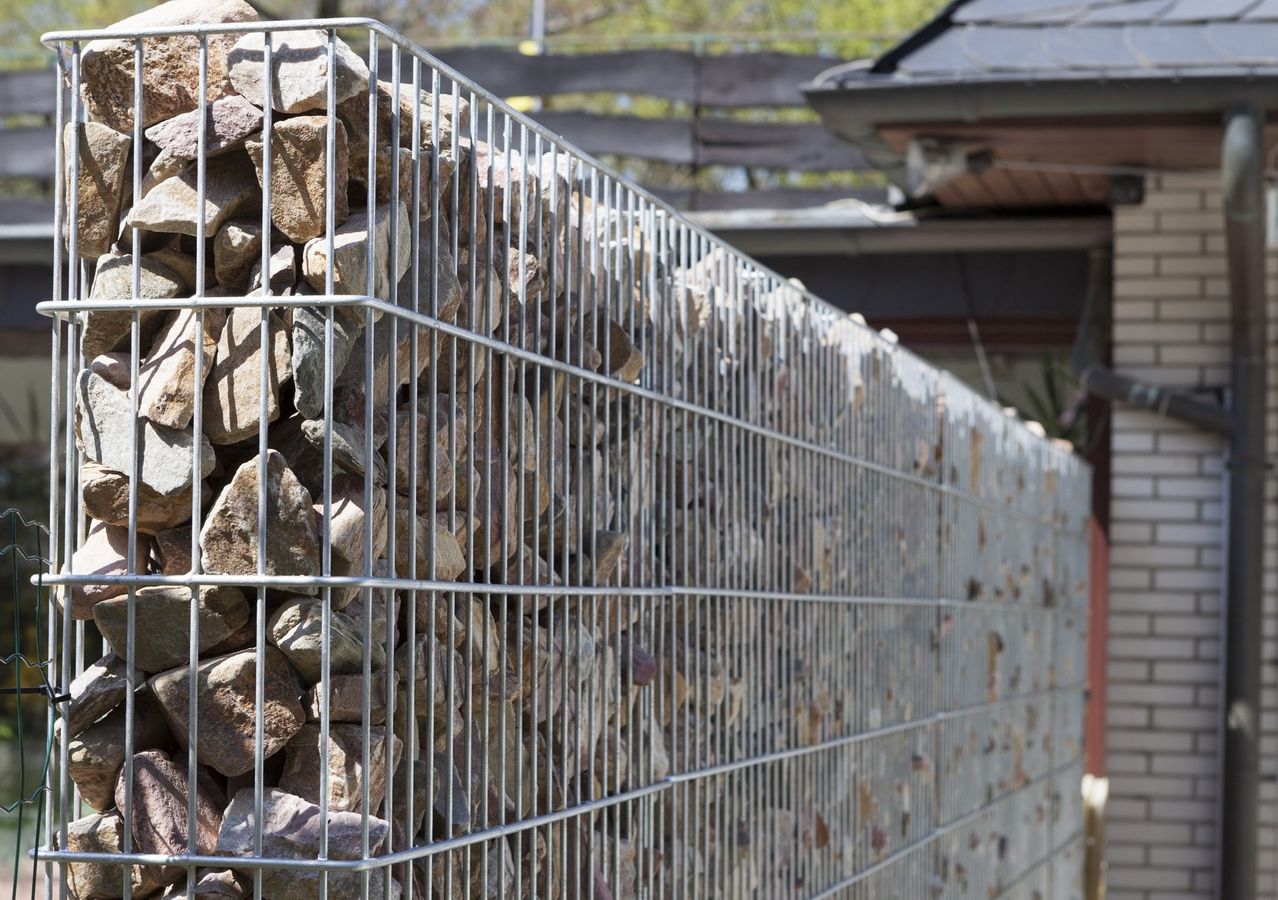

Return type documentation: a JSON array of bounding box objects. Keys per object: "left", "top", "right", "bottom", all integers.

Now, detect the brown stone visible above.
[
  {"left": 248, "top": 242, "right": 296, "bottom": 294},
  {"left": 66, "top": 653, "right": 136, "bottom": 738},
  {"left": 63, "top": 122, "right": 131, "bottom": 259},
  {"left": 279, "top": 722, "right": 401, "bottom": 813},
  {"left": 144, "top": 247, "right": 205, "bottom": 294},
  {"left": 306, "top": 670, "right": 397, "bottom": 724},
  {"left": 144, "top": 94, "right": 264, "bottom": 160},
  {"left": 321, "top": 474, "right": 388, "bottom": 606},
  {"left": 115, "top": 749, "right": 223, "bottom": 859},
  {"left": 245, "top": 116, "right": 349, "bottom": 243},
  {"left": 152, "top": 525, "right": 194, "bottom": 576},
  {"left": 60, "top": 521, "right": 147, "bottom": 620},
  {"left": 79, "top": 0, "right": 259, "bottom": 131},
  {"left": 200, "top": 450, "right": 321, "bottom": 582},
  {"left": 149, "top": 647, "right": 304, "bottom": 777},
  {"left": 138, "top": 307, "right": 227, "bottom": 429},
  {"left": 203, "top": 305, "right": 291, "bottom": 445},
  {"left": 394, "top": 394, "right": 467, "bottom": 510},
  {"left": 82, "top": 461, "right": 199, "bottom": 536},
  {"left": 93, "top": 584, "right": 249, "bottom": 673},
  {"left": 60, "top": 810, "right": 169, "bottom": 899},
  {"left": 66, "top": 690, "right": 169, "bottom": 811},
  {"left": 393, "top": 508, "right": 467, "bottom": 581}
]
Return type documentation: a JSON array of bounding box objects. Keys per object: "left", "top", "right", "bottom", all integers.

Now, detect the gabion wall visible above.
[{"left": 37, "top": 7, "right": 1090, "bottom": 899}]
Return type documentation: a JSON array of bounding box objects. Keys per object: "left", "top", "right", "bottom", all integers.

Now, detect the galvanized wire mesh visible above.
[{"left": 34, "top": 16, "right": 1089, "bottom": 900}]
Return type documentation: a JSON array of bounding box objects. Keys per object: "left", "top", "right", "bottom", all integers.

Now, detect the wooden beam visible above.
[
  {"left": 536, "top": 111, "right": 694, "bottom": 164},
  {"left": 695, "top": 52, "right": 840, "bottom": 107},
  {"left": 0, "top": 69, "right": 61, "bottom": 117},
  {"left": 429, "top": 48, "right": 698, "bottom": 103},
  {"left": 695, "top": 118, "right": 868, "bottom": 170}
]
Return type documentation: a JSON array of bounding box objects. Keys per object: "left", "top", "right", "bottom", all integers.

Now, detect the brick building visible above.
[{"left": 799, "top": 2, "right": 1278, "bottom": 898}]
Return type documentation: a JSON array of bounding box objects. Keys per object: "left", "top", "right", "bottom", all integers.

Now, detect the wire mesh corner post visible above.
[{"left": 35, "top": 14, "right": 1089, "bottom": 900}]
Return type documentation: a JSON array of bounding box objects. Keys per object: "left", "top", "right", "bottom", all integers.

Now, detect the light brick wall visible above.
[{"left": 1106, "top": 172, "right": 1278, "bottom": 899}]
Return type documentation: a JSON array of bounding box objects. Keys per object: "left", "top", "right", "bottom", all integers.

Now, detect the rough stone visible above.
[
  {"left": 203, "top": 305, "right": 291, "bottom": 445},
  {"left": 159, "top": 870, "right": 247, "bottom": 899},
  {"left": 301, "top": 202, "right": 411, "bottom": 301},
  {"left": 61, "top": 521, "right": 147, "bottom": 620},
  {"left": 301, "top": 418, "right": 386, "bottom": 484},
  {"left": 83, "top": 252, "right": 182, "bottom": 359},
  {"left": 216, "top": 788, "right": 391, "bottom": 899},
  {"left": 152, "top": 525, "right": 194, "bottom": 576},
  {"left": 93, "top": 584, "right": 249, "bottom": 673},
  {"left": 141, "top": 146, "right": 190, "bottom": 195},
  {"left": 290, "top": 305, "right": 364, "bottom": 419},
  {"left": 394, "top": 394, "right": 466, "bottom": 510},
  {"left": 306, "top": 670, "right": 397, "bottom": 724},
  {"left": 246, "top": 116, "right": 348, "bottom": 242},
  {"left": 79, "top": 0, "right": 259, "bottom": 131},
  {"left": 200, "top": 450, "right": 321, "bottom": 581},
  {"left": 393, "top": 508, "right": 466, "bottom": 581},
  {"left": 66, "top": 690, "right": 169, "bottom": 811},
  {"left": 144, "top": 247, "right": 205, "bottom": 294},
  {"left": 64, "top": 122, "right": 131, "bottom": 259},
  {"left": 322, "top": 474, "right": 388, "bottom": 605},
  {"left": 128, "top": 153, "right": 261, "bottom": 238},
  {"left": 212, "top": 219, "right": 262, "bottom": 291},
  {"left": 337, "top": 81, "right": 470, "bottom": 155},
  {"left": 66, "top": 653, "right": 136, "bottom": 738},
  {"left": 227, "top": 30, "right": 370, "bottom": 114},
  {"left": 247, "top": 242, "right": 296, "bottom": 294},
  {"left": 137, "top": 307, "right": 227, "bottom": 429},
  {"left": 604, "top": 320, "right": 644, "bottom": 382},
  {"left": 279, "top": 722, "right": 402, "bottom": 813},
  {"left": 268, "top": 597, "right": 382, "bottom": 685},
  {"left": 115, "top": 749, "right": 223, "bottom": 860},
  {"left": 145, "top": 94, "right": 264, "bottom": 160},
  {"left": 77, "top": 369, "right": 217, "bottom": 497},
  {"left": 60, "top": 810, "right": 168, "bottom": 899},
  {"left": 149, "top": 647, "right": 304, "bottom": 777}
]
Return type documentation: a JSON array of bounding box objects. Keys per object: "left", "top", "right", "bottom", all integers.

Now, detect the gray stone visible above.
[
  {"left": 60, "top": 521, "right": 146, "bottom": 620},
  {"left": 268, "top": 597, "right": 382, "bottom": 685},
  {"left": 301, "top": 418, "right": 387, "bottom": 484},
  {"left": 202, "top": 305, "right": 291, "bottom": 445},
  {"left": 301, "top": 202, "right": 411, "bottom": 301},
  {"left": 79, "top": 0, "right": 259, "bottom": 131},
  {"left": 227, "top": 30, "right": 369, "bottom": 114},
  {"left": 77, "top": 369, "right": 216, "bottom": 497},
  {"left": 127, "top": 153, "right": 261, "bottom": 238},
  {"left": 290, "top": 304, "right": 364, "bottom": 420},
  {"left": 393, "top": 508, "right": 466, "bottom": 581},
  {"left": 83, "top": 252, "right": 183, "bottom": 359},
  {"left": 159, "top": 870, "right": 247, "bottom": 899},
  {"left": 137, "top": 307, "right": 227, "bottom": 429},
  {"left": 279, "top": 722, "right": 401, "bottom": 813},
  {"left": 149, "top": 647, "right": 304, "bottom": 777},
  {"left": 64, "top": 122, "right": 131, "bottom": 259},
  {"left": 200, "top": 450, "right": 321, "bottom": 582},
  {"left": 322, "top": 474, "right": 388, "bottom": 606},
  {"left": 144, "top": 94, "right": 264, "bottom": 160},
  {"left": 115, "top": 749, "right": 223, "bottom": 859},
  {"left": 247, "top": 242, "right": 296, "bottom": 294},
  {"left": 216, "top": 788, "right": 391, "bottom": 899},
  {"left": 144, "top": 247, "right": 205, "bottom": 294},
  {"left": 93, "top": 584, "right": 249, "bottom": 673},
  {"left": 66, "top": 690, "right": 168, "bottom": 811},
  {"left": 212, "top": 219, "right": 261, "bottom": 291},
  {"left": 245, "top": 116, "right": 349, "bottom": 243}
]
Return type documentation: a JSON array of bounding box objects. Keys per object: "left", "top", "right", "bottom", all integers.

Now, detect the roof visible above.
[{"left": 862, "top": 0, "right": 1278, "bottom": 86}]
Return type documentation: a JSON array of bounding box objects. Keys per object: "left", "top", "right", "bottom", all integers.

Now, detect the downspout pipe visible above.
[{"left": 1220, "top": 103, "right": 1267, "bottom": 900}]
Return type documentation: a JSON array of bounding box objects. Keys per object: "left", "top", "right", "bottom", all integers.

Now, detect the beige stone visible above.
[
  {"left": 83, "top": 252, "right": 183, "bottom": 359},
  {"left": 279, "top": 722, "right": 401, "bottom": 813},
  {"left": 144, "top": 94, "right": 264, "bottom": 160},
  {"left": 227, "top": 30, "right": 369, "bottom": 114},
  {"left": 63, "top": 122, "right": 131, "bottom": 259},
  {"left": 137, "top": 307, "right": 227, "bottom": 429},
  {"left": 93, "top": 584, "right": 249, "bottom": 673},
  {"left": 127, "top": 153, "right": 261, "bottom": 238},
  {"left": 79, "top": 0, "right": 259, "bottom": 131},
  {"left": 246, "top": 116, "right": 348, "bottom": 242},
  {"left": 203, "top": 305, "right": 291, "bottom": 445},
  {"left": 301, "top": 201, "right": 410, "bottom": 301}
]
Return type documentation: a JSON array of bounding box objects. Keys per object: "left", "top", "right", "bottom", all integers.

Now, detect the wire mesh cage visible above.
[{"left": 33, "top": 8, "right": 1090, "bottom": 899}]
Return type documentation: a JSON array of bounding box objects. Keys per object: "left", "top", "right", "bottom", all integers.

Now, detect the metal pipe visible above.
[
  {"left": 1220, "top": 103, "right": 1267, "bottom": 900},
  {"left": 1070, "top": 252, "right": 1231, "bottom": 436}
]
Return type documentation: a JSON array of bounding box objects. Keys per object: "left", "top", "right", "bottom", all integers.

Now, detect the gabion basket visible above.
[{"left": 34, "top": 7, "right": 1090, "bottom": 900}]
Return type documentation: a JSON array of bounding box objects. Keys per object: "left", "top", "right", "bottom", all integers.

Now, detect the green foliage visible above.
[{"left": 1016, "top": 356, "right": 1087, "bottom": 452}]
